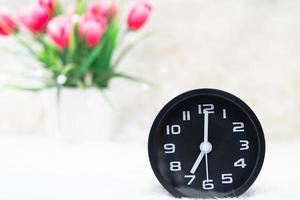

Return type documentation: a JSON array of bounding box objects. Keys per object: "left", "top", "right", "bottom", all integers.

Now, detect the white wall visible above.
[{"left": 1, "top": 0, "right": 300, "bottom": 141}]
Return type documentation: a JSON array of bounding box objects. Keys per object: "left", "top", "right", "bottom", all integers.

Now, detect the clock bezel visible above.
[{"left": 148, "top": 88, "right": 265, "bottom": 198}]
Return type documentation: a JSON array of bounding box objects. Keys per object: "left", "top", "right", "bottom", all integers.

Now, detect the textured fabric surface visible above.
[{"left": 0, "top": 137, "right": 298, "bottom": 199}]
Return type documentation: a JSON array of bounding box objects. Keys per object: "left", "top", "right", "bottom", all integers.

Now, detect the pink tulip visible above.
[
  {"left": 79, "top": 14, "right": 106, "bottom": 47},
  {"left": 87, "top": 0, "right": 118, "bottom": 19},
  {"left": 127, "top": 0, "right": 152, "bottom": 31},
  {"left": 47, "top": 16, "right": 72, "bottom": 49},
  {"left": 18, "top": 5, "right": 49, "bottom": 33},
  {"left": 0, "top": 14, "right": 17, "bottom": 36},
  {"left": 39, "top": 0, "right": 56, "bottom": 15}
]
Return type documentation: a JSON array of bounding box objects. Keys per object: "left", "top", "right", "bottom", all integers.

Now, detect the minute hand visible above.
[{"left": 204, "top": 112, "right": 209, "bottom": 142}]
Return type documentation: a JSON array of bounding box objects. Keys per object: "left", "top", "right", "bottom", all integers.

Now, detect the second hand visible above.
[{"left": 205, "top": 153, "right": 209, "bottom": 180}]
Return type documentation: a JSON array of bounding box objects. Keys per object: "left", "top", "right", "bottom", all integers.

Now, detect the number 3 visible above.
[{"left": 240, "top": 140, "right": 249, "bottom": 150}]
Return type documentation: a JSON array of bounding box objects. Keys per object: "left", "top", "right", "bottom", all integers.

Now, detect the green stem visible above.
[
  {"left": 14, "top": 34, "right": 38, "bottom": 58},
  {"left": 112, "top": 72, "right": 156, "bottom": 87},
  {"left": 0, "top": 83, "right": 54, "bottom": 92}
]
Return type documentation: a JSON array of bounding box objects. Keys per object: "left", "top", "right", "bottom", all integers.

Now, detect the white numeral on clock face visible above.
[
  {"left": 164, "top": 143, "right": 175, "bottom": 154},
  {"left": 198, "top": 104, "right": 215, "bottom": 114},
  {"left": 184, "top": 175, "right": 196, "bottom": 185},
  {"left": 182, "top": 111, "right": 191, "bottom": 121},
  {"left": 202, "top": 179, "right": 214, "bottom": 190},
  {"left": 234, "top": 158, "right": 247, "bottom": 168},
  {"left": 221, "top": 173, "right": 233, "bottom": 184},
  {"left": 240, "top": 140, "right": 249, "bottom": 150},
  {"left": 170, "top": 161, "right": 181, "bottom": 171},
  {"left": 233, "top": 122, "right": 245, "bottom": 132},
  {"left": 166, "top": 125, "right": 181, "bottom": 135}
]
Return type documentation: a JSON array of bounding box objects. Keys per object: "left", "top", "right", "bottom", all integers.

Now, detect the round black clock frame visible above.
[{"left": 148, "top": 88, "right": 265, "bottom": 198}]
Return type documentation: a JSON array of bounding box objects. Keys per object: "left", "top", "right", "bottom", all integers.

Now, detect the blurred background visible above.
[
  {"left": 1, "top": 0, "right": 300, "bottom": 141},
  {"left": 0, "top": 0, "right": 299, "bottom": 199}
]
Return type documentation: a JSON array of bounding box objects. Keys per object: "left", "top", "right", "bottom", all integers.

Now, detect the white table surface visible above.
[{"left": 0, "top": 136, "right": 299, "bottom": 200}]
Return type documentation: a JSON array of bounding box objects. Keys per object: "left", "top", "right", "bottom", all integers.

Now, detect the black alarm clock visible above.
[{"left": 148, "top": 89, "right": 265, "bottom": 198}]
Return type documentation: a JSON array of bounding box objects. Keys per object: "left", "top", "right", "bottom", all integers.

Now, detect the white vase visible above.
[{"left": 41, "top": 88, "right": 116, "bottom": 142}]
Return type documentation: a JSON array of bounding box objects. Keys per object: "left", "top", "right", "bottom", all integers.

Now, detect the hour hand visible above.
[{"left": 190, "top": 151, "right": 205, "bottom": 174}]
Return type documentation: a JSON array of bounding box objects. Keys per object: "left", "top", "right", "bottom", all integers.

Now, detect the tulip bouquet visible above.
[{"left": 0, "top": 0, "right": 152, "bottom": 90}]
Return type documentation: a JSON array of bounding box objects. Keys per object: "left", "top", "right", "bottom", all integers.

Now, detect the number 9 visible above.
[{"left": 164, "top": 143, "right": 175, "bottom": 154}]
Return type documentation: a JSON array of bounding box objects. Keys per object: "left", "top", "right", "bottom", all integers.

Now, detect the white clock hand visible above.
[
  {"left": 205, "top": 153, "right": 209, "bottom": 180},
  {"left": 204, "top": 112, "right": 209, "bottom": 143},
  {"left": 190, "top": 142, "right": 212, "bottom": 174},
  {"left": 190, "top": 151, "right": 205, "bottom": 174},
  {"left": 190, "top": 112, "right": 213, "bottom": 174},
  {"left": 203, "top": 112, "right": 212, "bottom": 180}
]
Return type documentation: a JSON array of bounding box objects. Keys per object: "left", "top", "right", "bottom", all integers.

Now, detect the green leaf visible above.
[
  {"left": 14, "top": 35, "right": 39, "bottom": 58},
  {"left": 112, "top": 72, "right": 156, "bottom": 86},
  {"left": 55, "top": 0, "right": 63, "bottom": 15},
  {"left": 76, "top": 0, "right": 87, "bottom": 15},
  {"left": 0, "top": 83, "right": 54, "bottom": 92},
  {"left": 66, "top": 23, "right": 78, "bottom": 64},
  {"left": 75, "top": 80, "right": 85, "bottom": 88},
  {"left": 33, "top": 35, "right": 61, "bottom": 69},
  {"left": 104, "top": 23, "right": 119, "bottom": 69},
  {"left": 98, "top": 88, "right": 115, "bottom": 109},
  {"left": 112, "top": 31, "right": 153, "bottom": 69},
  {"left": 48, "top": 64, "right": 64, "bottom": 74},
  {"left": 62, "top": 63, "right": 75, "bottom": 75},
  {"left": 0, "top": 47, "right": 27, "bottom": 56},
  {"left": 77, "top": 35, "right": 107, "bottom": 78},
  {"left": 91, "top": 18, "right": 119, "bottom": 78}
]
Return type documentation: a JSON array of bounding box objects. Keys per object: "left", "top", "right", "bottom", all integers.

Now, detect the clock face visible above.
[{"left": 148, "top": 89, "right": 265, "bottom": 198}]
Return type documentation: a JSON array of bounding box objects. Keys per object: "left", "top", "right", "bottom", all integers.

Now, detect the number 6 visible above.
[{"left": 202, "top": 179, "right": 214, "bottom": 190}]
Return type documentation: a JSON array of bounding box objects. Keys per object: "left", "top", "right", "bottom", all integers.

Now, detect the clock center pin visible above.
[{"left": 200, "top": 142, "right": 212, "bottom": 153}]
